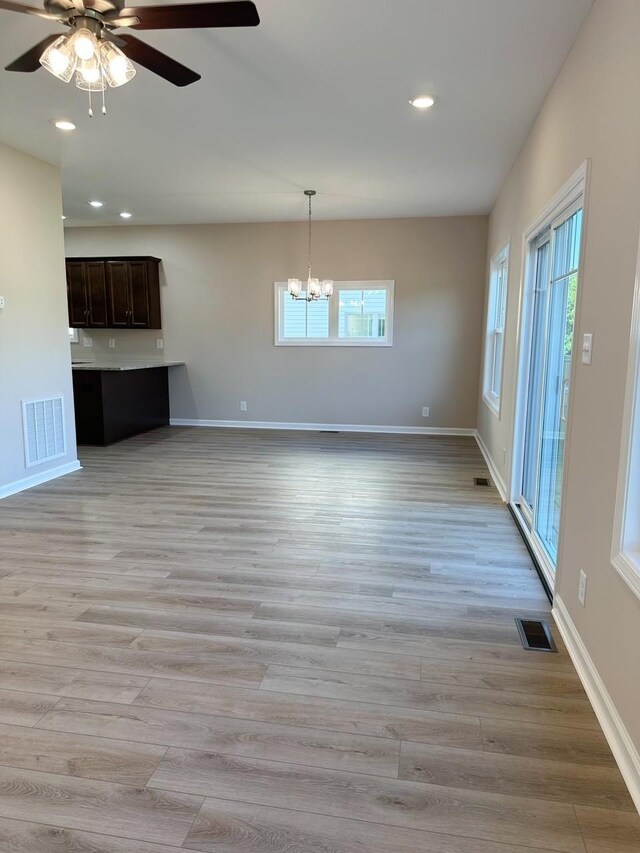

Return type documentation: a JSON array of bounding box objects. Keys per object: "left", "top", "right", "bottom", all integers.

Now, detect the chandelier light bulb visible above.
[
  {"left": 308, "top": 278, "right": 321, "bottom": 299},
  {"left": 39, "top": 35, "right": 76, "bottom": 83},
  {"left": 99, "top": 42, "right": 136, "bottom": 88},
  {"left": 81, "top": 62, "right": 100, "bottom": 83},
  {"left": 321, "top": 280, "right": 334, "bottom": 297},
  {"left": 71, "top": 28, "right": 98, "bottom": 61}
]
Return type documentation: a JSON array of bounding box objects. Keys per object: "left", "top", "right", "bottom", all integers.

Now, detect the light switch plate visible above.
[
  {"left": 581, "top": 333, "right": 593, "bottom": 365},
  {"left": 83, "top": 335, "right": 93, "bottom": 348},
  {"left": 578, "top": 569, "right": 587, "bottom": 606},
  {"left": 156, "top": 339, "right": 164, "bottom": 350}
]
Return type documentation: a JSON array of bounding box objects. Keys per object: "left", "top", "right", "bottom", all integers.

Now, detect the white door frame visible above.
[{"left": 509, "top": 161, "right": 590, "bottom": 592}]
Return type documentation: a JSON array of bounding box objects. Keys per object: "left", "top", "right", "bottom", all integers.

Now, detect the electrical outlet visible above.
[
  {"left": 82, "top": 335, "right": 93, "bottom": 348},
  {"left": 108, "top": 338, "right": 116, "bottom": 349},
  {"left": 240, "top": 401, "right": 247, "bottom": 412},
  {"left": 156, "top": 338, "right": 164, "bottom": 350},
  {"left": 422, "top": 406, "right": 430, "bottom": 418},
  {"left": 578, "top": 569, "right": 587, "bottom": 607}
]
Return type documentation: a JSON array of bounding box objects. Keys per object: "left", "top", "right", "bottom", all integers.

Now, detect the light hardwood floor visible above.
[{"left": 0, "top": 427, "right": 637, "bottom": 852}]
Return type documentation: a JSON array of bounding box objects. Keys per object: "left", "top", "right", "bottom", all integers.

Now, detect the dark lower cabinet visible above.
[
  {"left": 72, "top": 368, "right": 169, "bottom": 446},
  {"left": 67, "top": 256, "right": 161, "bottom": 329}
]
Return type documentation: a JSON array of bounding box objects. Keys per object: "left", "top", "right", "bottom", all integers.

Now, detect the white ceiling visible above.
[{"left": 0, "top": 0, "right": 593, "bottom": 226}]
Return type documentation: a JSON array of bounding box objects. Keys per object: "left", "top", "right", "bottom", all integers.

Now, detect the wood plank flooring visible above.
[{"left": 0, "top": 426, "right": 637, "bottom": 852}]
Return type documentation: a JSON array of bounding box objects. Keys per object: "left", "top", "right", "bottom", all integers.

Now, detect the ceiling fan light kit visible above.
[{"left": 1, "top": 0, "right": 260, "bottom": 114}]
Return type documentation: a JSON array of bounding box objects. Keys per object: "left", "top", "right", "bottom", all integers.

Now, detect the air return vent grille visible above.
[
  {"left": 474, "top": 477, "right": 490, "bottom": 487},
  {"left": 515, "top": 618, "right": 557, "bottom": 652},
  {"left": 22, "top": 397, "right": 66, "bottom": 468}
]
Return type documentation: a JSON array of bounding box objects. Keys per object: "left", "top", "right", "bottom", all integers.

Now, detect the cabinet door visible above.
[
  {"left": 67, "top": 262, "right": 88, "bottom": 327},
  {"left": 85, "top": 262, "right": 108, "bottom": 327},
  {"left": 128, "top": 261, "right": 151, "bottom": 327},
  {"left": 106, "top": 262, "right": 131, "bottom": 327}
]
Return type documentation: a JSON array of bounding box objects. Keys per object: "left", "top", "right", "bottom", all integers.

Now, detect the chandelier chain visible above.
[{"left": 308, "top": 191, "right": 312, "bottom": 278}]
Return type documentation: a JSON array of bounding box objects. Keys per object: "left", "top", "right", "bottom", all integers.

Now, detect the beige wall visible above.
[
  {"left": 478, "top": 0, "right": 640, "bottom": 767},
  {"left": 65, "top": 216, "right": 487, "bottom": 429},
  {"left": 0, "top": 141, "right": 78, "bottom": 494}
]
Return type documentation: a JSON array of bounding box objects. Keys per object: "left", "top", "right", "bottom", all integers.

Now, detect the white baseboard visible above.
[
  {"left": 474, "top": 429, "right": 508, "bottom": 500},
  {"left": 0, "top": 459, "right": 82, "bottom": 500},
  {"left": 553, "top": 595, "right": 640, "bottom": 813},
  {"left": 170, "top": 418, "right": 476, "bottom": 436}
]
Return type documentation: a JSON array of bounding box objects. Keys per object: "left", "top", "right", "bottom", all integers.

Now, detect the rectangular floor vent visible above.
[
  {"left": 22, "top": 397, "right": 66, "bottom": 468},
  {"left": 473, "top": 477, "right": 490, "bottom": 487},
  {"left": 515, "top": 618, "right": 557, "bottom": 652}
]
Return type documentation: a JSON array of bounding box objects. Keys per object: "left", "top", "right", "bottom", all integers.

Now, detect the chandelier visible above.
[
  {"left": 288, "top": 190, "right": 333, "bottom": 302},
  {"left": 40, "top": 17, "right": 135, "bottom": 115}
]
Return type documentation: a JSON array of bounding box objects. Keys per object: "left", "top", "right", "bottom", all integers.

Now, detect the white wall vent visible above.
[{"left": 22, "top": 396, "right": 66, "bottom": 468}]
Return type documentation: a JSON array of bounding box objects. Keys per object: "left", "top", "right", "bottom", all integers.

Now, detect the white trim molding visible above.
[
  {"left": 553, "top": 595, "right": 640, "bottom": 813},
  {"left": 474, "top": 430, "right": 507, "bottom": 501},
  {"left": 0, "top": 459, "right": 81, "bottom": 500},
  {"left": 170, "top": 419, "right": 475, "bottom": 436},
  {"left": 610, "top": 227, "right": 640, "bottom": 602}
]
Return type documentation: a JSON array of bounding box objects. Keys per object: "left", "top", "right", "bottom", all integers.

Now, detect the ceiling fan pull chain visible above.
[
  {"left": 101, "top": 67, "right": 107, "bottom": 115},
  {"left": 88, "top": 86, "right": 93, "bottom": 118}
]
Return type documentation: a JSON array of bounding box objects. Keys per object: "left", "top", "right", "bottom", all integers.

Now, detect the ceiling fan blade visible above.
[
  {"left": 108, "top": 14, "right": 139, "bottom": 27},
  {"left": 113, "top": 1, "right": 259, "bottom": 30},
  {"left": 5, "top": 34, "right": 59, "bottom": 72},
  {"left": 117, "top": 34, "right": 201, "bottom": 86},
  {"left": 0, "top": 0, "right": 60, "bottom": 20}
]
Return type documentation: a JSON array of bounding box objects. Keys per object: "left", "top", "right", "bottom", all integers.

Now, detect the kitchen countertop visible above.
[{"left": 71, "top": 360, "right": 185, "bottom": 371}]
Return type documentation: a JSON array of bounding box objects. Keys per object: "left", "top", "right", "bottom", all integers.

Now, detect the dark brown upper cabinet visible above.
[
  {"left": 66, "top": 260, "right": 109, "bottom": 328},
  {"left": 66, "top": 256, "right": 162, "bottom": 330}
]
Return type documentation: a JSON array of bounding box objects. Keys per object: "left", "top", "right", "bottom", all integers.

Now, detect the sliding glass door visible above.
[{"left": 517, "top": 202, "right": 583, "bottom": 570}]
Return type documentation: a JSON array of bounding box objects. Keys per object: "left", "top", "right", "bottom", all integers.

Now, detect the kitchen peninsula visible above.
[{"left": 71, "top": 360, "right": 185, "bottom": 445}]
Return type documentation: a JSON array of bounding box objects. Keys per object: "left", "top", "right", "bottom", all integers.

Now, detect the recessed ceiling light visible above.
[
  {"left": 119, "top": 212, "right": 132, "bottom": 219},
  {"left": 54, "top": 120, "right": 76, "bottom": 131},
  {"left": 89, "top": 200, "right": 103, "bottom": 207},
  {"left": 410, "top": 95, "right": 435, "bottom": 110}
]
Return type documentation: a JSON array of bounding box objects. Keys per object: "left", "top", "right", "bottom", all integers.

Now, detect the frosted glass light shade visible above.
[
  {"left": 308, "top": 278, "right": 321, "bottom": 299},
  {"left": 75, "top": 59, "right": 106, "bottom": 91},
  {"left": 40, "top": 36, "right": 76, "bottom": 83},
  {"left": 288, "top": 278, "right": 301, "bottom": 298},
  {"left": 100, "top": 42, "right": 136, "bottom": 88},
  {"left": 321, "top": 280, "right": 333, "bottom": 297}
]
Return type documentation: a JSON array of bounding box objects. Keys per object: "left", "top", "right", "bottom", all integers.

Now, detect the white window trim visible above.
[
  {"left": 274, "top": 280, "right": 394, "bottom": 347},
  {"left": 611, "top": 228, "right": 640, "bottom": 601},
  {"left": 482, "top": 243, "right": 509, "bottom": 417}
]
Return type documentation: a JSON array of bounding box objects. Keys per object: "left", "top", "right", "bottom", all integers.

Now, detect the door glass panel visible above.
[
  {"left": 533, "top": 209, "right": 582, "bottom": 564},
  {"left": 522, "top": 239, "right": 550, "bottom": 510}
]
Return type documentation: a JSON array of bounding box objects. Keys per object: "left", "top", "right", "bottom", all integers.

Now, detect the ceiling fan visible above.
[{"left": 0, "top": 0, "right": 260, "bottom": 97}]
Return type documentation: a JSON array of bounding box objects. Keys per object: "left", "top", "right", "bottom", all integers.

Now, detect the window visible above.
[
  {"left": 483, "top": 245, "right": 509, "bottom": 414},
  {"left": 274, "top": 281, "right": 394, "bottom": 346},
  {"left": 612, "top": 233, "right": 640, "bottom": 600}
]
